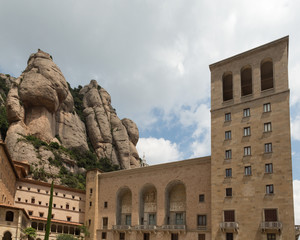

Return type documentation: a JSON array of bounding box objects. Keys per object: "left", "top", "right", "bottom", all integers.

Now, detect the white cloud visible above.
[
  {"left": 291, "top": 115, "right": 300, "bottom": 141},
  {"left": 136, "top": 137, "right": 183, "bottom": 165},
  {"left": 293, "top": 180, "right": 300, "bottom": 225},
  {"left": 191, "top": 132, "right": 211, "bottom": 158}
]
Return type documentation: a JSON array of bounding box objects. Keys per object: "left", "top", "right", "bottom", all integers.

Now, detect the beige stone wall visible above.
[
  {"left": 0, "top": 206, "right": 30, "bottom": 240},
  {"left": 86, "top": 157, "right": 211, "bottom": 240},
  {"left": 14, "top": 179, "right": 85, "bottom": 224},
  {"left": 0, "top": 143, "right": 17, "bottom": 205},
  {"left": 210, "top": 36, "right": 295, "bottom": 240}
]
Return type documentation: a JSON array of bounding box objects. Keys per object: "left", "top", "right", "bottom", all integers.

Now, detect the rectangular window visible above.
[
  {"left": 226, "top": 233, "right": 233, "bottom": 240},
  {"left": 198, "top": 234, "right": 206, "bottom": 240},
  {"left": 225, "top": 131, "right": 231, "bottom": 140},
  {"left": 17, "top": 198, "right": 21, "bottom": 202},
  {"left": 102, "top": 232, "right": 107, "bottom": 239},
  {"left": 104, "top": 201, "right": 108, "bottom": 208},
  {"left": 39, "top": 212, "right": 44, "bottom": 217},
  {"left": 264, "top": 103, "right": 271, "bottom": 113},
  {"left": 149, "top": 214, "right": 156, "bottom": 225},
  {"left": 199, "top": 194, "right": 205, "bottom": 202},
  {"left": 197, "top": 215, "right": 207, "bottom": 226},
  {"left": 226, "top": 188, "right": 232, "bottom": 197},
  {"left": 31, "top": 198, "right": 35, "bottom": 204},
  {"left": 266, "top": 184, "right": 274, "bottom": 194},
  {"left": 67, "top": 217, "right": 71, "bottom": 221},
  {"left": 265, "top": 143, "right": 272, "bottom": 153},
  {"left": 125, "top": 215, "right": 131, "bottom": 226},
  {"left": 264, "top": 122, "right": 272, "bottom": 132},
  {"left": 225, "top": 168, "right": 232, "bottom": 178},
  {"left": 171, "top": 233, "right": 179, "bottom": 240},
  {"left": 90, "top": 188, "right": 93, "bottom": 194},
  {"left": 28, "top": 211, "right": 33, "bottom": 216},
  {"left": 175, "top": 213, "right": 184, "bottom": 225},
  {"left": 224, "top": 210, "right": 235, "bottom": 222},
  {"left": 267, "top": 233, "right": 276, "bottom": 240},
  {"left": 225, "top": 150, "right": 232, "bottom": 159},
  {"left": 244, "top": 166, "right": 252, "bottom": 176},
  {"left": 243, "top": 108, "right": 250, "bottom": 117},
  {"left": 265, "top": 163, "right": 273, "bottom": 173},
  {"left": 225, "top": 113, "right": 231, "bottom": 121},
  {"left": 244, "top": 127, "right": 251, "bottom": 136},
  {"left": 103, "top": 217, "right": 108, "bottom": 228},
  {"left": 38, "top": 201, "right": 42, "bottom": 205},
  {"left": 37, "top": 189, "right": 40, "bottom": 192},
  {"left": 143, "top": 233, "right": 150, "bottom": 240},
  {"left": 120, "top": 233, "right": 125, "bottom": 240},
  {"left": 89, "top": 202, "right": 92, "bottom": 207},
  {"left": 264, "top": 209, "right": 277, "bottom": 222},
  {"left": 244, "top": 146, "right": 251, "bottom": 156}
]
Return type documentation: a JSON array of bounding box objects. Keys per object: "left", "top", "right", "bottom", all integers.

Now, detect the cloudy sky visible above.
[{"left": 1, "top": 0, "right": 300, "bottom": 224}]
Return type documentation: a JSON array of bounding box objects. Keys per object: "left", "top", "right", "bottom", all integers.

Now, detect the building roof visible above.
[
  {"left": 0, "top": 203, "right": 30, "bottom": 219},
  {"left": 87, "top": 156, "right": 211, "bottom": 178},
  {"left": 209, "top": 35, "right": 289, "bottom": 70},
  {"left": 30, "top": 216, "right": 83, "bottom": 226}
]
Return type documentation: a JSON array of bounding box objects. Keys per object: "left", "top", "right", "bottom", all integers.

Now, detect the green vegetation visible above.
[
  {"left": 0, "top": 76, "right": 10, "bottom": 96},
  {"left": 0, "top": 106, "right": 8, "bottom": 140},
  {"left": 22, "top": 227, "right": 37, "bottom": 240},
  {"left": 56, "top": 234, "right": 78, "bottom": 240},
  {"left": 68, "top": 83, "right": 85, "bottom": 121},
  {"left": 44, "top": 181, "right": 54, "bottom": 240}
]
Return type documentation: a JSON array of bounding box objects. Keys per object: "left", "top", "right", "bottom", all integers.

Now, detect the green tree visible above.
[
  {"left": 22, "top": 227, "right": 37, "bottom": 240},
  {"left": 79, "top": 225, "right": 90, "bottom": 240},
  {"left": 56, "top": 234, "right": 78, "bottom": 240},
  {"left": 44, "top": 181, "right": 54, "bottom": 240}
]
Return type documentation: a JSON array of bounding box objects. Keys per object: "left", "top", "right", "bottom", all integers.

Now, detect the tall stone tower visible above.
[{"left": 210, "top": 36, "right": 294, "bottom": 240}]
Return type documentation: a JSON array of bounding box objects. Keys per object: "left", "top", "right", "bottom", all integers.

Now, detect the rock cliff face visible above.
[{"left": 1, "top": 50, "right": 140, "bottom": 185}]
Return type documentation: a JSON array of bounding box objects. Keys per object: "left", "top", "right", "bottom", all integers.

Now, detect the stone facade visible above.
[
  {"left": 85, "top": 157, "right": 211, "bottom": 240},
  {"left": 85, "top": 36, "right": 295, "bottom": 240},
  {"left": 210, "top": 36, "right": 294, "bottom": 240}
]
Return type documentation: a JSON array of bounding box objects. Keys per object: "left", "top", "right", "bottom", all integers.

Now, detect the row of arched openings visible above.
[
  {"left": 31, "top": 222, "right": 80, "bottom": 235},
  {"left": 223, "top": 59, "right": 273, "bottom": 101},
  {"left": 116, "top": 181, "right": 186, "bottom": 226}
]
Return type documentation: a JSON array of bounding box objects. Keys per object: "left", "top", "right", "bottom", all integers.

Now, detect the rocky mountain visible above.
[{"left": 0, "top": 50, "right": 141, "bottom": 188}]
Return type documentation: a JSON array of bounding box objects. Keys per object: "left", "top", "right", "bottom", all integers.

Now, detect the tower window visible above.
[
  {"left": 199, "top": 194, "right": 205, "bottom": 202},
  {"left": 225, "top": 131, "right": 231, "bottom": 140},
  {"left": 244, "top": 166, "right": 252, "bottom": 176},
  {"left": 241, "top": 67, "right": 252, "bottom": 96},
  {"left": 225, "top": 168, "right": 232, "bottom": 178},
  {"left": 265, "top": 163, "right": 273, "bottom": 173},
  {"left": 261, "top": 60, "right": 274, "bottom": 90},
  {"left": 264, "top": 122, "right": 272, "bottom": 132},
  {"left": 225, "top": 113, "right": 231, "bottom": 121},
  {"left": 225, "top": 150, "right": 232, "bottom": 159},
  {"left": 264, "top": 103, "right": 271, "bottom": 112},
  {"left": 265, "top": 143, "right": 272, "bottom": 153},
  {"left": 244, "top": 146, "right": 251, "bottom": 156},
  {"left": 226, "top": 188, "right": 232, "bottom": 197},
  {"left": 266, "top": 184, "right": 274, "bottom": 194},
  {"left": 244, "top": 127, "right": 251, "bottom": 136},
  {"left": 223, "top": 73, "right": 233, "bottom": 101},
  {"left": 243, "top": 108, "right": 250, "bottom": 117}
]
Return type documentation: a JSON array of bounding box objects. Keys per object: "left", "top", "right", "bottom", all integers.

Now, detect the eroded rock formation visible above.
[{"left": 3, "top": 49, "right": 140, "bottom": 180}]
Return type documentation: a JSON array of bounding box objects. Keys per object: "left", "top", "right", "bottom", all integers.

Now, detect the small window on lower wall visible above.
[
  {"left": 267, "top": 233, "right": 276, "bottom": 240},
  {"left": 198, "top": 234, "right": 205, "bottom": 240},
  {"left": 120, "top": 233, "right": 125, "bottom": 240},
  {"left": 143, "top": 233, "right": 150, "bottom": 240},
  {"left": 226, "top": 233, "right": 233, "bottom": 240},
  {"left": 199, "top": 194, "right": 205, "bottom": 202},
  {"left": 171, "top": 233, "right": 179, "bottom": 240},
  {"left": 102, "top": 232, "right": 107, "bottom": 239}
]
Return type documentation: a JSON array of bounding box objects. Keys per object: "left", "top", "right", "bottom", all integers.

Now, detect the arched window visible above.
[
  {"left": 3, "top": 231, "right": 12, "bottom": 240},
  {"left": 241, "top": 67, "right": 252, "bottom": 96},
  {"left": 139, "top": 184, "right": 157, "bottom": 226},
  {"left": 31, "top": 222, "right": 37, "bottom": 229},
  {"left": 116, "top": 187, "right": 132, "bottom": 226},
  {"left": 261, "top": 60, "right": 273, "bottom": 90},
  {"left": 223, "top": 72, "right": 233, "bottom": 101},
  {"left": 5, "top": 211, "right": 14, "bottom": 221},
  {"left": 165, "top": 181, "right": 186, "bottom": 225}
]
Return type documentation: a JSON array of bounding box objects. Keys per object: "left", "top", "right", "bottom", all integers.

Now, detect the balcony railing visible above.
[
  {"left": 161, "top": 225, "right": 186, "bottom": 230},
  {"left": 112, "top": 225, "right": 131, "bottom": 230},
  {"left": 220, "top": 222, "right": 239, "bottom": 232},
  {"left": 260, "top": 222, "right": 282, "bottom": 232},
  {"left": 133, "top": 225, "right": 157, "bottom": 230}
]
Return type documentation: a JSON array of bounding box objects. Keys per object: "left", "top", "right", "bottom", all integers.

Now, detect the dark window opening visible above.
[
  {"left": 103, "top": 217, "right": 108, "bottom": 228},
  {"left": 199, "top": 194, "right": 205, "bottom": 202},
  {"left": 120, "top": 233, "right": 125, "bottom": 240},
  {"left": 198, "top": 234, "right": 206, "bottom": 240},
  {"left": 226, "top": 188, "right": 232, "bottom": 197},
  {"left": 226, "top": 233, "right": 233, "bottom": 240},
  {"left": 241, "top": 67, "right": 252, "bottom": 96},
  {"left": 265, "top": 209, "right": 277, "bottom": 222},
  {"left": 104, "top": 201, "right": 108, "bottom": 208},
  {"left": 102, "top": 232, "right": 107, "bottom": 239},
  {"left": 5, "top": 211, "right": 14, "bottom": 221},
  {"left": 261, "top": 61, "right": 273, "bottom": 90},
  {"left": 197, "top": 215, "right": 207, "bottom": 226},
  {"left": 223, "top": 73, "right": 233, "bottom": 101},
  {"left": 224, "top": 210, "right": 235, "bottom": 222},
  {"left": 171, "top": 233, "right": 179, "bottom": 240},
  {"left": 267, "top": 233, "right": 276, "bottom": 240},
  {"left": 144, "top": 233, "right": 150, "bottom": 240}
]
